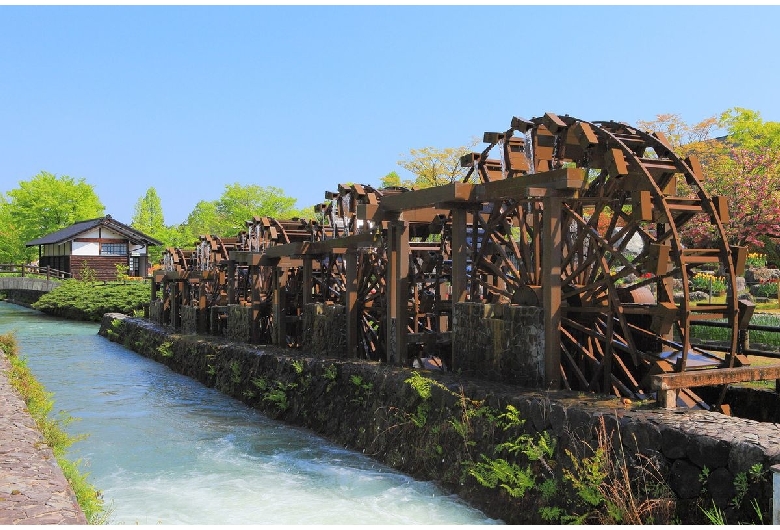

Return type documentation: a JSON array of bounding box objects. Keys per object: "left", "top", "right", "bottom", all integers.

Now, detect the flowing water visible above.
[{"left": 0, "top": 303, "right": 499, "bottom": 524}]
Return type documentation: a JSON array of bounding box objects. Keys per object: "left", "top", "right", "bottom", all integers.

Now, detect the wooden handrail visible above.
[{"left": 0, "top": 263, "right": 72, "bottom": 280}]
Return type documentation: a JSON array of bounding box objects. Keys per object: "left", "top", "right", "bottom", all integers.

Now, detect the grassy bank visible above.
[{"left": 0, "top": 333, "right": 107, "bottom": 524}]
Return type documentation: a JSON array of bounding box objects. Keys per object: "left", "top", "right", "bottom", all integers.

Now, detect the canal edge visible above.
[{"left": 0, "top": 349, "right": 88, "bottom": 525}]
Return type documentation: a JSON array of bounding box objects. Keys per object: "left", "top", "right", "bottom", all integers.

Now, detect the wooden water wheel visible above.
[{"left": 462, "top": 113, "right": 746, "bottom": 409}]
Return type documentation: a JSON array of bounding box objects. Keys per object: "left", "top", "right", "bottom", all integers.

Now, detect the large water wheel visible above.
[{"left": 463, "top": 113, "right": 745, "bottom": 409}]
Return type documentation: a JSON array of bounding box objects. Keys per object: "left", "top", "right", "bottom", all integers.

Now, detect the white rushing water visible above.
[{"left": 0, "top": 303, "right": 500, "bottom": 525}]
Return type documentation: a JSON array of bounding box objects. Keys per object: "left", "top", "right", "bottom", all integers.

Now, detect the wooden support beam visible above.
[
  {"left": 272, "top": 267, "right": 283, "bottom": 345},
  {"left": 345, "top": 250, "right": 358, "bottom": 359},
  {"left": 302, "top": 256, "right": 313, "bottom": 306},
  {"left": 386, "top": 220, "right": 409, "bottom": 365},
  {"left": 249, "top": 263, "right": 261, "bottom": 344},
  {"left": 542, "top": 195, "right": 563, "bottom": 390},
  {"left": 448, "top": 206, "right": 469, "bottom": 374},
  {"left": 171, "top": 281, "right": 181, "bottom": 331},
  {"left": 651, "top": 365, "right": 780, "bottom": 391},
  {"left": 227, "top": 260, "right": 236, "bottom": 305},
  {"left": 373, "top": 182, "right": 477, "bottom": 221},
  {"left": 475, "top": 168, "right": 585, "bottom": 202}
]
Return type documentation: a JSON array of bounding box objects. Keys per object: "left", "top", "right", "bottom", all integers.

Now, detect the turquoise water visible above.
[{"left": 0, "top": 303, "right": 499, "bottom": 524}]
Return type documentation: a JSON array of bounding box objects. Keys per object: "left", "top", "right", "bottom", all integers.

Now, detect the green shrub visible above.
[
  {"left": 751, "top": 281, "right": 778, "bottom": 298},
  {"left": 32, "top": 279, "right": 149, "bottom": 321}
]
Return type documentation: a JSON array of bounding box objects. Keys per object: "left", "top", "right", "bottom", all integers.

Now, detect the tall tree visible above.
[
  {"left": 131, "top": 187, "right": 167, "bottom": 263},
  {"left": 0, "top": 172, "right": 104, "bottom": 263},
  {"left": 397, "top": 139, "right": 479, "bottom": 189},
  {"left": 172, "top": 184, "right": 303, "bottom": 248},
  {"left": 131, "top": 187, "right": 165, "bottom": 235},
  {"left": 215, "top": 183, "right": 300, "bottom": 234}
]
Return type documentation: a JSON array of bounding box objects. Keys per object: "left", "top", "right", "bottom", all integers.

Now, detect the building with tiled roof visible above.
[{"left": 25, "top": 215, "right": 162, "bottom": 280}]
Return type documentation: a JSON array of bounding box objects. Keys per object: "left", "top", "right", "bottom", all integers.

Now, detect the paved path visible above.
[{"left": 0, "top": 352, "right": 87, "bottom": 525}]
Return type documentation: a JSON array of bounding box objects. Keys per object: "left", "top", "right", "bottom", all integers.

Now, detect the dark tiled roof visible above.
[{"left": 25, "top": 215, "right": 163, "bottom": 247}]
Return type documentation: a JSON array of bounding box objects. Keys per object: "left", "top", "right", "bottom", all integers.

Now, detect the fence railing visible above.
[
  {"left": 0, "top": 264, "right": 72, "bottom": 281},
  {"left": 692, "top": 319, "right": 780, "bottom": 359}
]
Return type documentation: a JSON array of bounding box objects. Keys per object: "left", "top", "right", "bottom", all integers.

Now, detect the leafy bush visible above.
[
  {"left": 751, "top": 281, "right": 779, "bottom": 298},
  {"left": 32, "top": 279, "right": 149, "bottom": 321}
]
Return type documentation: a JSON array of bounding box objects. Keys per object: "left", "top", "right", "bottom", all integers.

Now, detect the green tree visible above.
[
  {"left": 179, "top": 200, "right": 223, "bottom": 243},
  {"left": 379, "top": 170, "right": 414, "bottom": 189},
  {"left": 173, "top": 184, "right": 303, "bottom": 246},
  {"left": 397, "top": 139, "right": 479, "bottom": 189},
  {"left": 215, "top": 183, "right": 300, "bottom": 233},
  {"left": 131, "top": 187, "right": 165, "bottom": 235},
  {"left": 131, "top": 187, "right": 167, "bottom": 263},
  {"left": 0, "top": 172, "right": 104, "bottom": 263},
  {"left": 638, "top": 110, "right": 780, "bottom": 254}
]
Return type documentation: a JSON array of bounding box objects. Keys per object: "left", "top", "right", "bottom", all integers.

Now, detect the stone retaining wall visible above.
[
  {"left": 300, "top": 303, "right": 347, "bottom": 358},
  {"left": 99, "top": 313, "right": 780, "bottom": 524},
  {"left": 452, "top": 303, "right": 544, "bottom": 385},
  {"left": 0, "top": 290, "right": 46, "bottom": 307}
]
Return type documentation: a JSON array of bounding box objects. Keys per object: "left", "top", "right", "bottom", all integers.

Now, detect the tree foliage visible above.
[
  {"left": 171, "top": 184, "right": 303, "bottom": 249},
  {"left": 637, "top": 109, "right": 780, "bottom": 254},
  {"left": 379, "top": 170, "right": 414, "bottom": 189},
  {"left": 0, "top": 172, "right": 104, "bottom": 263},
  {"left": 131, "top": 187, "right": 165, "bottom": 236},
  {"left": 397, "top": 139, "right": 479, "bottom": 189},
  {"left": 131, "top": 187, "right": 167, "bottom": 263}
]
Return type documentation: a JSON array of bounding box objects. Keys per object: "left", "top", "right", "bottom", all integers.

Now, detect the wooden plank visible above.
[
  {"left": 373, "top": 182, "right": 477, "bottom": 220},
  {"left": 475, "top": 168, "right": 585, "bottom": 202},
  {"left": 650, "top": 364, "right": 780, "bottom": 390},
  {"left": 401, "top": 207, "right": 450, "bottom": 224}
]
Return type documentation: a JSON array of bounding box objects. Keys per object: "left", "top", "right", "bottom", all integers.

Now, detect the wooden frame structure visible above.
[{"left": 150, "top": 113, "right": 780, "bottom": 411}]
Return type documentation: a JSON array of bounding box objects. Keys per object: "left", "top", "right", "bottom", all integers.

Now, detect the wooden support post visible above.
[
  {"left": 437, "top": 280, "right": 448, "bottom": 332},
  {"left": 249, "top": 264, "right": 260, "bottom": 344},
  {"left": 345, "top": 250, "right": 358, "bottom": 358},
  {"left": 171, "top": 281, "right": 181, "bottom": 331},
  {"left": 161, "top": 278, "right": 171, "bottom": 325},
  {"left": 302, "top": 256, "right": 313, "bottom": 306},
  {"left": 450, "top": 208, "right": 468, "bottom": 303},
  {"left": 387, "top": 221, "right": 409, "bottom": 365},
  {"left": 542, "top": 195, "right": 563, "bottom": 390},
  {"left": 227, "top": 260, "right": 236, "bottom": 305},
  {"left": 450, "top": 207, "right": 469, "bottom": 373},
  {"left": 272, "top": 267, "right": 283, "bottom": 345}
]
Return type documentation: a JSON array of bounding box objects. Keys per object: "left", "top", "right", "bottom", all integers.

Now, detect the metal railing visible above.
[{"left": 0, "top": 264, "right": 72, "bottom": 281}]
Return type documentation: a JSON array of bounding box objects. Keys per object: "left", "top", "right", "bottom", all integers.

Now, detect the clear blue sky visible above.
[{"left": 1, "top": 5, "right": 778, "bottom": 226}]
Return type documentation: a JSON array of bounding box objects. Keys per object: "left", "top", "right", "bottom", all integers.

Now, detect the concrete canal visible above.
[{"left": 0, "top": 303, "right": 498, "bottom": 524}]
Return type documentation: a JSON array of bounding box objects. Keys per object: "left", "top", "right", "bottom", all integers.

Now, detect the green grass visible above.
[{"left": 0, "top": 333, "right": 108, "bottom": 524}]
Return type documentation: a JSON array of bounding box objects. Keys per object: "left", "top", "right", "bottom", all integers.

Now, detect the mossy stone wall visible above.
[
  {"left": 453, "top": 302, "right": 544, "bottom": 387},
  {"left": 99, "top": 313, "right": 780, "bottom": 525},
  {"left": 300, "top": 303, "right": 347, "bottom": 358}
]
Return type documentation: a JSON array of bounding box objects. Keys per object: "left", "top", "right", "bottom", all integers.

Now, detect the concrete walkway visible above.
[{"left": 0, "top": 352, "right": 87, "bottom": 525}]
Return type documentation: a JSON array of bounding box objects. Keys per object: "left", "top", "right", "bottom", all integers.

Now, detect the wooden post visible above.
[
  {"left": 171, "top": 281, "right": 181, "bottom": 331},
  {"left": 272, "top": 267, "right": 283, "bottom": 345},
  {"left": 345, "top": 250, "right": 358, "bottom": 358},
  {"left": 542, "top": 195, "right": 563, "bottom": 390},
  {"left": 302, "top": 255, "right": 313, "bottom": 306},
  {"left": 449, "top": 207, "right": 469, "bottom": 372},
  {"left": 227, "top": 260, "right": 236, "bottom": 305},
  {"left": 450, "top": 207, "right": 468, "bottom": 303},
  {"left": 387, "top": 221, "right": 409, "bottom": 365}
]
